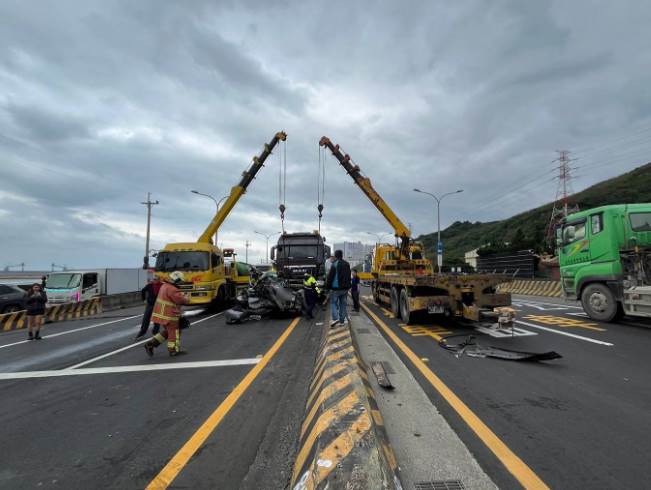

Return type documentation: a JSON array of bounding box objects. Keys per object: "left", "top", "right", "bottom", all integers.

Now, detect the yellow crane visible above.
[
  {"left": 155, "top": 131, "right": 286, "bottom": 306},
  {"left": 320, "top": 136, "right": 513, "bottom": 326}
]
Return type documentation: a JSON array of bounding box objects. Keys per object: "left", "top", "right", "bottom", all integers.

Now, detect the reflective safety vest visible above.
[
  {"left": 151, "top": 283, "right": 188, "bottom": 327},
  {"left": 303, "top": 276, "right": 320, "bottom": 295}
]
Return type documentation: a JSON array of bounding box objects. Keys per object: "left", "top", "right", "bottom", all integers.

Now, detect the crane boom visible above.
[
  {"left": 198, "top": 131, "right": 287, "bottom": 243},
  {"left": 319, "top": 136, "right": 411, "bottom": 257}
]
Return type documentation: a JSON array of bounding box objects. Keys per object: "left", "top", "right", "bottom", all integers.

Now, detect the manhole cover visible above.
[{"left": 415, "top": 481, "right": 465, "bottom": 490}]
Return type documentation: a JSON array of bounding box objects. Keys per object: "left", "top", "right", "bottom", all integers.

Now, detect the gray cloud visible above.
[{"left": 1, "top": 0, "right": 651, "bottom": 269}]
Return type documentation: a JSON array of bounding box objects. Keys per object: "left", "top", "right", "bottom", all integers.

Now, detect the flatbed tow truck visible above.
[{"left": 320, "top": 136, "right": 514, "bottom": 327}]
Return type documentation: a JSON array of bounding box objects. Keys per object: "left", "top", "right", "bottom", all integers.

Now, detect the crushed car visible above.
[{"left": 225, "top": 272, "right": 303, "bottom": 324}]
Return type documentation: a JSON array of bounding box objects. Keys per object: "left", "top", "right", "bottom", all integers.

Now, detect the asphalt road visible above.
[
  {"left": 360, "top": 292, "right": 651, "bottom": 489},
  {"left": 0, "top": 304, "right": 322, "bottom": 489}
]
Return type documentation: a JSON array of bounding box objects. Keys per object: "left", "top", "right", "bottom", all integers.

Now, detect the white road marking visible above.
[
  {"left": 514, "top": 299, "right": 583, "bottom": 310},
  {"left": 65, "top": 312, "right": 223, "bottom": 369},
  {"left": 0, "top": 314, "right": 143, "bottom": 350},
  {"left": 0, "top": 358, "right": 260, "bottom": 380},
  {"left": 515, "top": 320, "right": 614, "bottom": 346},
  {"left": 475, "top": 325, "right": 537, "bottom": 338},
  {"left": 567, "top": 312, "right": 589, "bottom": 317}
]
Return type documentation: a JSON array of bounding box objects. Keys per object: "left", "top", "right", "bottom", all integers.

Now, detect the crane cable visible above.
[
  {"left": 317, "top": 144, "right": 326, "bottom": 233},
  {"left": 278, "top": 138, "right": 287, "bottom": 233}
]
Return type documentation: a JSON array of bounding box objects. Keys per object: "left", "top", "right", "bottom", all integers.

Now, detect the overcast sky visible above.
[{"left": 2, "top": 0, "right": 651, "bottom": 269}]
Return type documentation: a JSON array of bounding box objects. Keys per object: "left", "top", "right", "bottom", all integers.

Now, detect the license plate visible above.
[{"left": 428, "top": 305, "right": 445, "bottom": 314}]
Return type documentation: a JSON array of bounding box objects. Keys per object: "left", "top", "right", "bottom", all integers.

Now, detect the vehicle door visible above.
[
  {"left": 81, "top": 273, "right": 99, "bottom": 300},
  {"left": 559, "top": 218, "right": 590, "bottom": 294}
]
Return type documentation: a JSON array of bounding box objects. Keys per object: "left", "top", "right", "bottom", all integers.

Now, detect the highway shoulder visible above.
[{"left": 350, "top": 309, "right": 496, "bottom": 489}]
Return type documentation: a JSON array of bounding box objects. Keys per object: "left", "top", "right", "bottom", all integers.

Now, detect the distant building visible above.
[
  {"left": 332, "top": 241, "right": 374, "bottom": 269},
  {"left": 464, "top": 248, "right": 479, "bottom": 269}
]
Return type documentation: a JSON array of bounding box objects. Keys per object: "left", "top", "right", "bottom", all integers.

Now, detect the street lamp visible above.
[
  {"left": 366, "top": 231, "right": 392, "bottom": 245},
  {"left": 413, "top": 188, "right": 464, "bottom": 273},
  {"left": 191, "top": 190, "right": 229, "bottom": 244},
  {"left": 255, "top": 231, "right": 281, "bottom": 264}
]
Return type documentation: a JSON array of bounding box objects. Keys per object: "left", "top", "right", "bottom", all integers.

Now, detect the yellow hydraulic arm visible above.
[
  {"left": 319, "top": 136, "right": 411, "bottom": 258},
  {"left": 198, "top": 131, "right": 287, "bottom": 243}
]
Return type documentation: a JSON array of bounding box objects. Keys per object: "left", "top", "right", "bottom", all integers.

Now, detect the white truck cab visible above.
[{"left": 45, "top": 270, "right": 103, "bottom": 304}]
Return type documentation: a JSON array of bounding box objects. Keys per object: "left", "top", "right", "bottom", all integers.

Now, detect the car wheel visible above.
[
  {"left": 581, "top": 283, "right": 617, "bottom": 322},
  {"left": 390, "top": 287, "right": 400, "bottom": 316},
  {"left": 399, "top": 289, "right": 412, "bottom": 324}
]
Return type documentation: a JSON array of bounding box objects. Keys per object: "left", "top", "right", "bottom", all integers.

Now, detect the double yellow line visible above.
[
  {"left": 146, "top": 316, "right": 301, "bottom": 489},
  {"left": 361, "top": 303, "right": 550, "bottom": 490}
]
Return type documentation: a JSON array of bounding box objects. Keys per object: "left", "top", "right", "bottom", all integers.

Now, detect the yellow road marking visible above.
[
  {"left": 400, "top": 323, "right": 453, "bottom": 341},
  {"left": 294, "top": 389, "right": 362, "bottom": 476},
  {"left": 380, "top": 307, "right": 395, "bottom": 318},
  {"left": 361, "top": 303, "right": 550, "bottom": 490},
  {"left": 145, "top": 316, "right": 301, "bottom": 490},
  {"left": 308, "top": 411, "right": 371, "bottom": 486},
  {"left": 523, "top": 315, "right": 606, "bottom": 332}
]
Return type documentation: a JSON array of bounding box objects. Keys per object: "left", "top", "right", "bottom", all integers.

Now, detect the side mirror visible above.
[{"left": 270, "top": 247, "right": 276, "bottom": 261}]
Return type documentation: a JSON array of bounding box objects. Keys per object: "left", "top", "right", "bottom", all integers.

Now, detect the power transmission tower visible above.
[
  {"left": 141, "top": 192, "right": 159, "bottom": 269},
  {"left": 546, "top": 150, "right": 578, "bottom": 245}
]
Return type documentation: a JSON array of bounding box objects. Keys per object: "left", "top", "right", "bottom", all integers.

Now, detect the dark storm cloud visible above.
[{"left": 1, "top": 0, "right": 651, "bottom": 268}]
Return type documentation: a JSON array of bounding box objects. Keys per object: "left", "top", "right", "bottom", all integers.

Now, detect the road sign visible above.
[{"left": 437, "top": 241, "right": 443, "bottom": 254}]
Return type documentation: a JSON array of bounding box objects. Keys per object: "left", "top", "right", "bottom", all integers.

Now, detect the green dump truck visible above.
[{"left": 558, "top": 203, "right": 651, "bottom": 321}]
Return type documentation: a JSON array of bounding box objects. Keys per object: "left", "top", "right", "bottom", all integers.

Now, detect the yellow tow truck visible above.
[
  {"left": 155, "top": 131, "right": 287, "bottom": 306},
  {"left": 320, "top": 136, "right": 513, "bottom": 326}
]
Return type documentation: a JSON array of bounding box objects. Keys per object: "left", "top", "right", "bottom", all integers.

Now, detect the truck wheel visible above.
[
  {"left": 390, "top": 287, "right": 400, "bottom": 316},
  {"left": 372, "top": 285, "right": 381, "bottom": 304},
  {"left": 399, "top": 289, "right": 413, "bottom": 324},
  {"left": 581, "top": 283, "right": 618, "bottom": 322}
]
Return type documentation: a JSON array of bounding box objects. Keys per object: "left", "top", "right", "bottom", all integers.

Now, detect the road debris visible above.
[{"left": 439, "top": 334, "right": 562, "bottom": 361}]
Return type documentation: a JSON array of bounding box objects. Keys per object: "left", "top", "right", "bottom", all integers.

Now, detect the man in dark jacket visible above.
[
  {"left": 326, "top": 250, "right": 351, "bottom": 326},
  {"left": 136, "top": 276, "right": 161, "bottom": 339}
]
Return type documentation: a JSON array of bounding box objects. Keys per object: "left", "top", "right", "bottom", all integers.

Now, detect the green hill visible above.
[{"left": 417, "top": 162, "right": 651, "bottom": 266}]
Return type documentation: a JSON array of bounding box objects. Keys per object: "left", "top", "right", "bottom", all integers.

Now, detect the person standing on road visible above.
[
  {"left": 136, "top": 276, "right": 162, "bottom": 339},
  {"left": 302, "top": 272, "right": 320, "bottom": 319},
  {"left": 26, "top": 283, "right": 47, "bottom": 340},
  {"left": 144, "top": 271, "right": 190, "bottom": 357},
  {"left": 351, "top": 269, "right": 360, "bottom": 312},
  {"left": 326, "top": 250, "right": 351, "bottom": 327}
]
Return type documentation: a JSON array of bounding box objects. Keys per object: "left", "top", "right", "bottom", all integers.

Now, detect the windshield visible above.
[
  {"left": 46, "top": 273, "right": 82, "bottom": 289},
  {"left": 630, "top": 212, "right": 651, "bottom": 232},
  {"left": 276, "top": 244, "right": 322, "bottom": 260},
  {"left": 155, "top": 251, "right": 209, "bottom": 271}
]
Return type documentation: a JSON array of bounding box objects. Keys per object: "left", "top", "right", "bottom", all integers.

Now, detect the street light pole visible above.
[
  {"left": 255, "top": 231, "right": 281, "bottom": 264},
  {"left": 413, "top": 188, "right": 464, "bottom": 273},
  {"left": 141, "top": 192, "right": 159, "bottom": 269},
  {"left": 191, "top": 190, "right": 228, "bottom": 245}
]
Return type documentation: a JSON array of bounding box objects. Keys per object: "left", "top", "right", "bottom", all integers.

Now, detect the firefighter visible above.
[
  {"left": 144, "top": 271, "right": 190, "bottom": 357},
  {"left": 302, "top": 272, "right": 320, "bottom": 319}
]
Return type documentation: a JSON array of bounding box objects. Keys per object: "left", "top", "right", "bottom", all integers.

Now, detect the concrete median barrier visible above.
[
  {"left": 291, "top": 322, "right": 401, "bottom": 490},
  {"left": 0, "top": 297, "right": 103, "bottom": 332},
  {"left": 498, "top": 279, "right": 562, "bottom": 298}
]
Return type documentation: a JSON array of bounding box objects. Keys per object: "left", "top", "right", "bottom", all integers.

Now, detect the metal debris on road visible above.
[
  {"left": 439, "top": 334, "right": 562, "bottom": 362},
  {"left": 371, "top": 361, "right": 394, "bottom": 389}
]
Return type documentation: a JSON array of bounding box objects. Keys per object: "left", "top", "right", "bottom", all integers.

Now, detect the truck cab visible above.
[
  {"left": 45, "top": 270, "right": 103, "bottom": 304},
  {"left": 271, "top": 232, "right": 330, "bottom": 289},
  {"left": 558, "top": 204, "right": 651, "bottom": 321}
]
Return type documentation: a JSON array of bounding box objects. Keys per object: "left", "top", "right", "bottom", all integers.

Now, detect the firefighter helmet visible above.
[{"left": 168, "top": 271, "right": 185, "bottom": 284}]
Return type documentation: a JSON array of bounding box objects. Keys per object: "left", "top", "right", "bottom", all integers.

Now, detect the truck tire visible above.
[
  {"left": 399, "top": 289, "right": 413, "bottom": 324},
  {"left": 372, "top": 285, "right": 381, "bottom": 304},
  {"left": 581, "top": 283, "right": 618, "bottom": 322},
  {"left": 390, "top": 287, "right": 400, "bottom": 316}
]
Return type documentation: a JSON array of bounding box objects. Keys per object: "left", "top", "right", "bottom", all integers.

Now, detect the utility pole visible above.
[
  {"left": 141, "top": 192, "right": 159, "bottom": 269},
  {"left": 255, "top": 231, "right": 281, "bottom": 264},
  {"left": 245, "top": 240, "right": 251, "bottom": 264}
]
